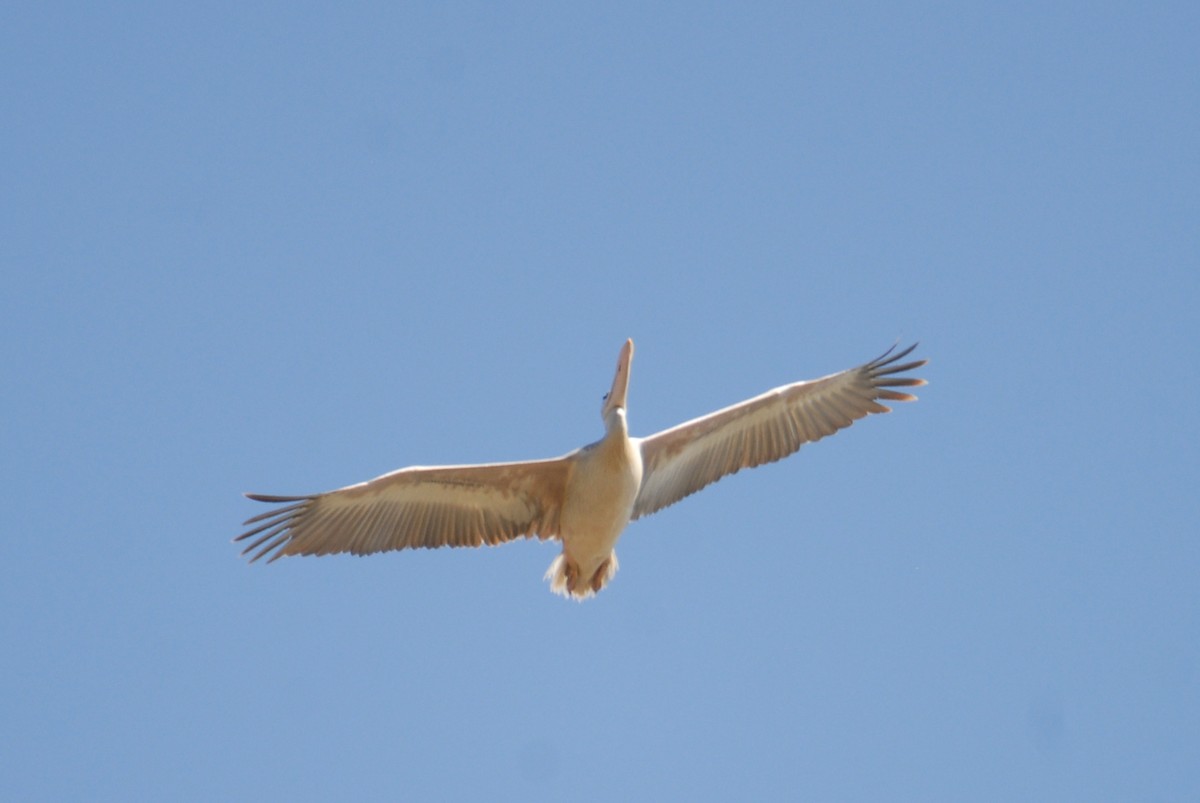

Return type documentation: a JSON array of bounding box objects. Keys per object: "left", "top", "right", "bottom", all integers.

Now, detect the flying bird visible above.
[{"left": 237, "top": 340, "right": 926, "bottom": 599}]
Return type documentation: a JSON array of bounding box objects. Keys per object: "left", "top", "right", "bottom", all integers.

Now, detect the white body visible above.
[{"left": 548, "top": 410, "right": 643, "bottom": 596}]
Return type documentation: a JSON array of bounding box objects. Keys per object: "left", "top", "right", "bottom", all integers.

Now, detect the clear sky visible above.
[{"left": 3, "top": 3, "right": 1197, "bottom": 801}]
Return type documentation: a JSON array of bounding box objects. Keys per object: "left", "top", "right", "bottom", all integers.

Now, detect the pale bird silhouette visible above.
[{"left": 236, "top": 340, "right": 927, "bottom": 599}]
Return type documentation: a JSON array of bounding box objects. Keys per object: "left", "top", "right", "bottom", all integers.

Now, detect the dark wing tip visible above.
[
  {"left": 236, "top": 493, "right": 317, "bottom": 561},
  {"left": 868, "top": 343, "right": 921, "bottom": 372},
  {"left": 867, "top": 342, "right": 927, "bottom": 401},
  {"left": 244, "top": 492, "right": 313, "bottom": 503}
]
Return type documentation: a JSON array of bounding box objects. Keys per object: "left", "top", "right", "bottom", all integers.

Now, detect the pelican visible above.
[{"left": 237, "top": 341, "right": 926, "bottom": 599}]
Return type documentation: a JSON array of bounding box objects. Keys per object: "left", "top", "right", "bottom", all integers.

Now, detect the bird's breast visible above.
[{"left": 559, "top": 435, "right": 643, "bottom": 562}]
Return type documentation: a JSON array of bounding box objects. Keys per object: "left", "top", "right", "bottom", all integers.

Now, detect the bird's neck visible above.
[{"left": 603, "top": 408, "right": 629, "bottom": 440}]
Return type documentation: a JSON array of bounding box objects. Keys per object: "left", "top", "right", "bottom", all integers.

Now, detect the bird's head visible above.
[{"left": 600, "top": 338, "right": 634, "bottom": 427}]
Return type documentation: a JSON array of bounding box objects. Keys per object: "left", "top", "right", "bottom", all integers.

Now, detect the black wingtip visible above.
[
  {"left": 244, "top": 492, "right": 313, "bottom": 503},
  {"left": 866, "top": 342, "right": 927, "bottom": 401},
  {"left": 236, "top": 494, "right": 315, "bottom": 561},
  {"left": 872, "top": 341, "right": 917, "bottom": 364}
]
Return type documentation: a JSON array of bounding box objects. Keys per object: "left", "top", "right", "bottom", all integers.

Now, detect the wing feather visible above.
[
  {"left": 633, "top": 343, "right": 926, "bottom": 518},
  {"left": 235, "top": 458, "right": 570, "bottom": 563}
]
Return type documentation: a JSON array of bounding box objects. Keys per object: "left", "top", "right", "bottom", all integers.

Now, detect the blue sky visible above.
[{"left": 3, "top": 3, "right": 1197, "bottom": 800}]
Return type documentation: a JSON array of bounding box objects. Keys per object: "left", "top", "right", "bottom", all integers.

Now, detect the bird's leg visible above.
[
  {"left": 589, "top": 558, "right": 611, "bottom": 593},
  {"left": 564, "top": 560, "right": 581, "bottom": 594}
]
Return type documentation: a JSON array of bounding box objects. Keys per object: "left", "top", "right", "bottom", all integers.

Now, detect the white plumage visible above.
[{"left": 237, "top": 340, "right": 926, "bottom": 599}]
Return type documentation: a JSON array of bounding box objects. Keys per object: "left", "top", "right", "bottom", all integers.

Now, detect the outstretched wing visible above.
[
  {"left": 633, "top": 343, "right": 926, "bottom": 518},
  {"left": 236, "top": 457, "right": 571, "bottom": 563}
]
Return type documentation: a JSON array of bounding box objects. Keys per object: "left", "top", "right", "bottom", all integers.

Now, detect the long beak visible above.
[{"left": 603, "top": 338, "right": 634, "bottom": 417}]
